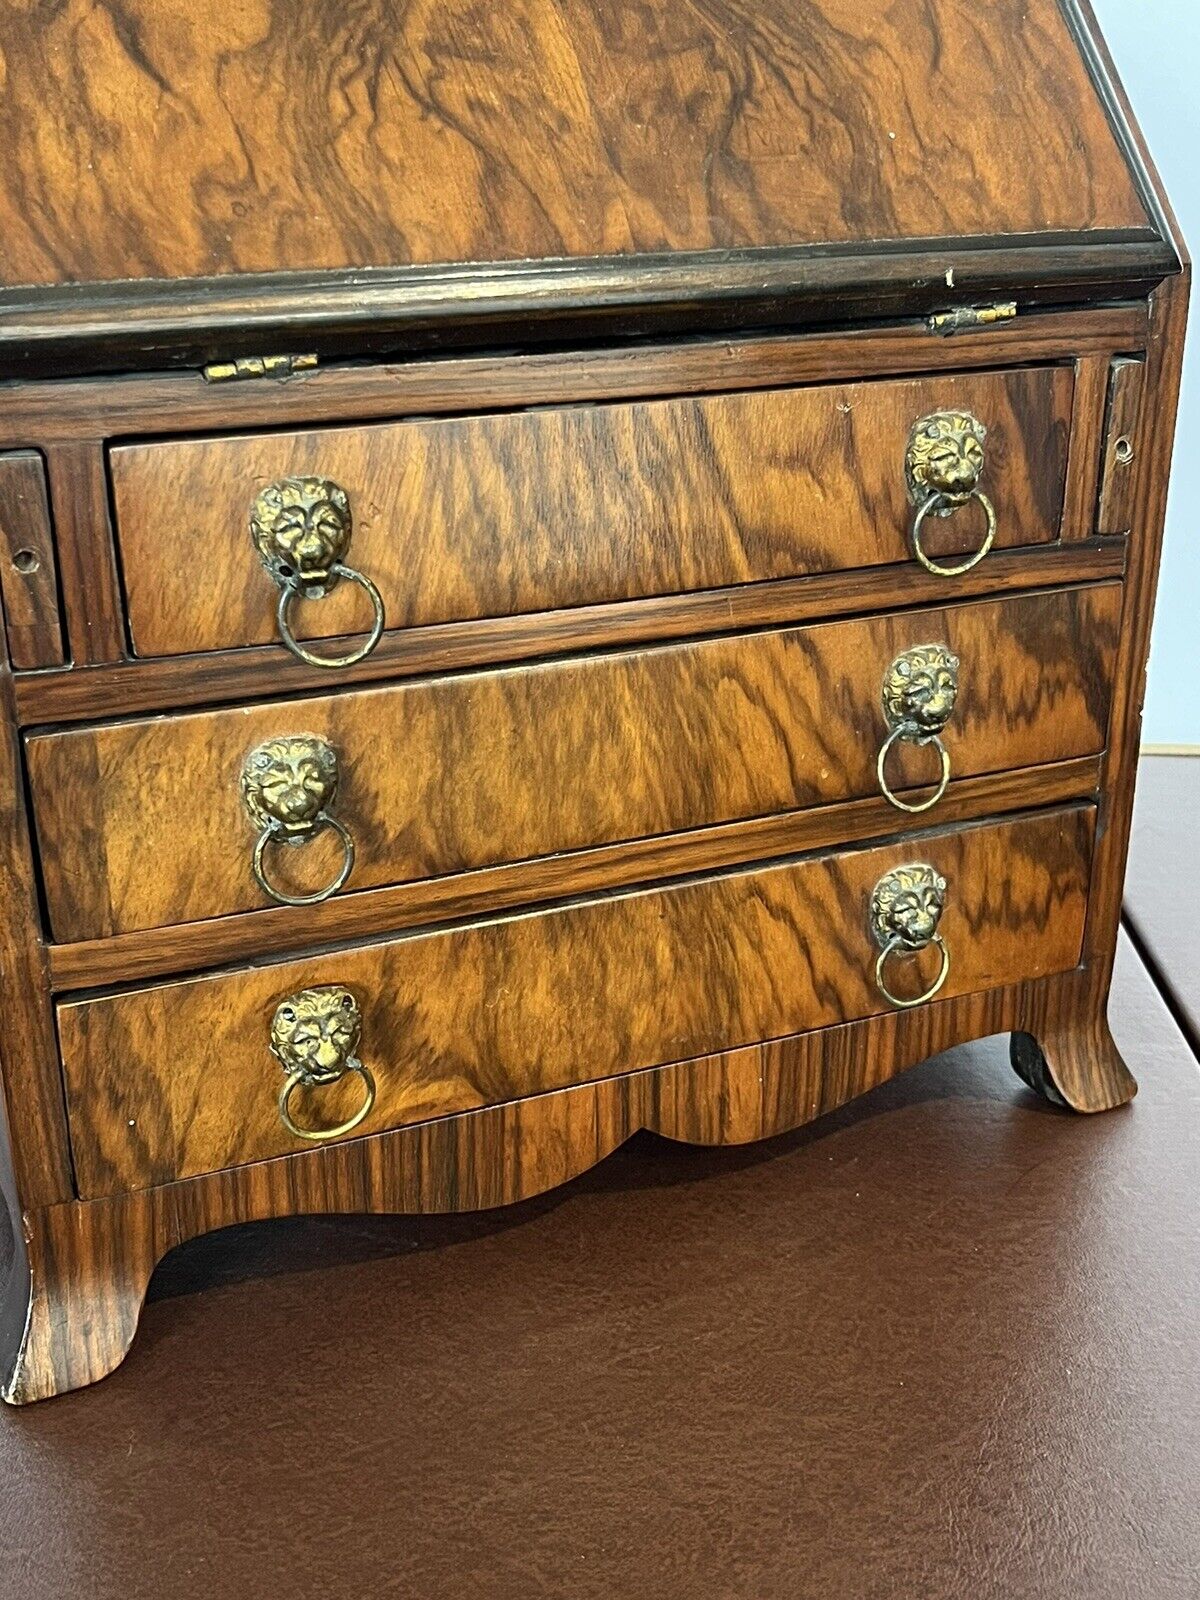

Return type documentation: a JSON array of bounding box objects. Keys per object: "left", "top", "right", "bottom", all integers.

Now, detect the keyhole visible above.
[
  {"left": 1114, "top": 436, "right": 1134, "bottom": 466},
  {"left": 11, "top": 548, "right": 39, "bottom": 575}
]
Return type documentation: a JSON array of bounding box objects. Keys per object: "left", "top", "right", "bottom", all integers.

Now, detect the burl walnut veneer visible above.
[{"left": 0, "top": 0, "right": 1188, "bottom": 1400}]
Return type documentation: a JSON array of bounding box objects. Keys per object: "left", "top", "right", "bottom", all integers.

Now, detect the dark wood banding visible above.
[{"left": 0, "top": 664, "right": 73, "bottom": 1207}]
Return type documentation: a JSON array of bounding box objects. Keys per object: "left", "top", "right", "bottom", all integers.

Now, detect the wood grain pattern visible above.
[
  {"left": 43, "top": 441, "right": 126, "bottom": 665},
  {"left": 112, "top": 366, "right": 1074, "bottom": 659},
  {"left": 6, "top": 956, "right": 1120, "bottom": 1404},
  {"left": 1082, "top": 267, "right": 1189, "bottom": 977},
  {"left": 1059, "top": 354, "right": 1110, "bottom": 542},
  {"left": 0, "top": 0, "right": 1147, "bottom": 297},
  {"left": 29, "top": 584, "right": 1121, "bottom": 942},
  {"left": 0, "top": 452, "right": 64, "bottom": 669},
  {"left": 44, "top": 757, "right": 1104, "bottom": 995},
  {"left": 1011, "top": 1009, "right": 1136, "bottom": 1111},
  {"left": 0, "top": 0, "right": 1181, "bottom": 1407},
  {"left": 16, "top": 542, "right": 1128, "bottom": 730},
  {"left": 1, "top": 245, "right": 1174, "bottom": 385},
  {"left": 8, "top": 309, "right": 1133, "bottom": 731},
  {"left": 1097, "top": 357, "right": 1146, "bottom": 534},
  {"left": 57, "top": 806, "right": 1095, "bottom": 1198},
  {"left": 0, "top": 306, "right": 1147, "bottom": 450},
  {"left": 0, "top": 658, "right": 74, "bottom": 1208},
  {"left": 1029, "top": 17, "right": 1190, "bottom": 1096}
]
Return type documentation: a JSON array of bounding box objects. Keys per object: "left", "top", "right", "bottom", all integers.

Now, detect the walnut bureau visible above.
[{"left": 0, "top": 0, "right": 1187, "bottom": 1401}]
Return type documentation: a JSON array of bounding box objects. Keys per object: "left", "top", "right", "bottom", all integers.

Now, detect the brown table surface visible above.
[
  {"left": 2, "top": 761, "right": 1198, "bottom": 1600},
  {"left": 1126, "top": 754, "right": 1200, "bottom": 1051}
]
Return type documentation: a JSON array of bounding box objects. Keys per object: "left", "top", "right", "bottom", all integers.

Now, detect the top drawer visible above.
[{"left": 109, "top": 365, "right": 1073, "bottom": 661}]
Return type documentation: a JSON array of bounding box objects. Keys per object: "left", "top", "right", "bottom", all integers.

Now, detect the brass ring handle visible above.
[
  {"left": 910, "top": 489, "right": 996, "bottom": 578},
  {"left": 904, "top": 410, "right": 995, "bottom": 578},
  {"left": 874, "top": 933, "right": 951, "bottom": 1010},
  {"left": 242, "top": 735, "right": 356, "bottom": 906},
  {"left": 278, "top": 1060, "right": 377, "bottom": 1142},
  {"left": 877, "top": 643, "right": 960, "bottom": 813},
  {"left": 250, "top": 476, "right": 386, "bottom": 671},
  {"left": 876, "top": 725, "right": 951, "bottom": 813},
  {"left": 870, "top": 863, "right": 950, "bottom": 1012},
  {"left": 252, "top": 812, "right": 356, "bottom": 906},
  {"left": 277, "top": 564, "right": 386, "bottom": 669},
  {"left": 268, "top": 986, "right": 377, "bottom": 1144}
]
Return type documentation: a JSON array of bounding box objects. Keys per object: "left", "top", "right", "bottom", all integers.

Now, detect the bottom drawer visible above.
[{"left": 60, "top": 805, "right": 1095, "bottom": 1198}]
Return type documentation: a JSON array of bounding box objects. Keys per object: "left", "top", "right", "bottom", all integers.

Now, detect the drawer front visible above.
[
  {"left": 0, "top": 451, "right": 64, "bottom": 669},
  {"left": 110, "top": 365, "right": 1073, "bottom": 660},
  {"left": 29, "top": 584, "right": 1119, "bottom": 942},
  {"left": 59, "top": 805, "right": 1095, "bottom": 1197}
]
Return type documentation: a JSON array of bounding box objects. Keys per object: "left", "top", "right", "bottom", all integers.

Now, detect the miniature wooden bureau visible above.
[{"left": 0, "top": 0, "right": 1188, "bottom": 1400}]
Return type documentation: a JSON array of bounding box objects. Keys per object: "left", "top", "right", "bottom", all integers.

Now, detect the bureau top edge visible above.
[
  {"left": 0, "top": 238, "right": 1181, "bottom": 384},
  {"left": 0, "top": 0, "right": 1182, "bottom": 384}
]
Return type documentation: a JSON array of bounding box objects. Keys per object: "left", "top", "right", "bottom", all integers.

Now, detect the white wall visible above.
[{"left": 1091, "top": 0, "right": 1198, "bottom": 745}]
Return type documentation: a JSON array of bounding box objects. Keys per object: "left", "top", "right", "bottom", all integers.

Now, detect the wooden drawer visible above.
[
  {"left": 109, "top": 365, "right": 1073, "bottom": 660},
  {"left": 58, "top": 804, "right": 1095, "bottom": 1198},
  {"left": 28, "top": 584, "right": 1119, "bottom": 942},
  {"left": 0, "top": 452, "right": 64, "bottom": 669}
]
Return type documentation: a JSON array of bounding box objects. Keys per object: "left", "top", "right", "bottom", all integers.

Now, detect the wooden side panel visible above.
[
  {"left": 0, "top": 452, "right": 64, "bottom": 669},
  {"left": 58, "top": 806, "right": 1095, "bottom": 1198},
  {"left": 110, "top": 365, "right": 1074, "bottom": 658},
  {"left": 1082, "top": 270, "right": 1190, "bottom": 977},
  {"left": 28, "top": 584, "right": 1120, "bottom": 942},
  {"left": 0, "top": 667, "right": 74, "bottom": 1207}
]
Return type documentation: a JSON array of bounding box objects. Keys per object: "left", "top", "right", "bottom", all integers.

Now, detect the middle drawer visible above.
[{"left": 27, "top": 583, "right": 1120, "bottom": 943}]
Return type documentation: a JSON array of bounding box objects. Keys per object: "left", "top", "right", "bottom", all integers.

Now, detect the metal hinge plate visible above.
[
  {"left": 202, "top": 352, "right": 319, "bottom": 383},
  {"left": 927, "top": 302, "right": 1018, "bottom": 337}
]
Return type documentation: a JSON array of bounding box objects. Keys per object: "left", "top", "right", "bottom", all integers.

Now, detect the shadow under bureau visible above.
[{"left": 0, "top": 0, "right": 1188, "bottom": 1400}]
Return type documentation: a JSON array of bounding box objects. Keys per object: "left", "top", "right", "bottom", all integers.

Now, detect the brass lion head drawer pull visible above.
[
  {"left": 242, "top": 735, "right": 356, "bottom": 906},
  {"left": 269, "top": 985, "right": 377, "bottom": 1143},
  {"left": 870, "top": 864, "right": 951, "bottom": 1010},
  {"left": 251, "top": 476, "right": 385, "bottom": 668},
  {"left": 905, "top": 411, "right": 996, "bottom": 577},
  {"left": 877, "top": 644, "right": 959, "bottom": 813}
]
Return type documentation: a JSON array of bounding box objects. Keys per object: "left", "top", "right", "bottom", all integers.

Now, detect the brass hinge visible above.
[
  {"left": 926, "top": 302, "right": 1018, "bottom": 337},
  {"left": 202, "top": 352, "right": 319, "bottom": 383}
]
